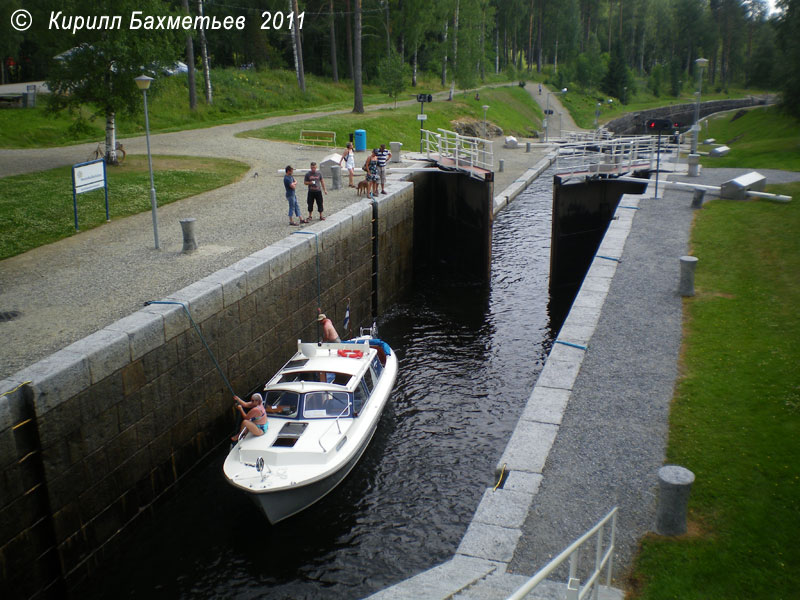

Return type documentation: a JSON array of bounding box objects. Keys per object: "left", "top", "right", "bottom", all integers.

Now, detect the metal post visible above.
[
  {"left": 691, "top": 58, "right": 708, "bottom": 155},
  {"left": 141, "top": 88, "right": 160, "bottom": 249},
  {"left": 482, "top": 105, "right": 489, "bottom": 139},
  {"left": 679, "top": 256, "right": 699, "bottom": 297},
  {"left": 544, "top": 92, "right": 550, "bottom": 142},
  {"left": 419, "top": 101, "right": 424, "bottom": 152}
]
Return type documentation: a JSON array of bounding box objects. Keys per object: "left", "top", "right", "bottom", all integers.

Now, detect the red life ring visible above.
[{"left": 337, "top": 349, "right": 363, "bottom": 359}]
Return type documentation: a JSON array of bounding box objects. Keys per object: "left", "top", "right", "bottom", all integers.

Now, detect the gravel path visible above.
[
  {"left": 508, "top": 166, "right": 798, "bottom": 583},
  {"left": 0, "top": 102, "right": 550, "bottom": 378}
]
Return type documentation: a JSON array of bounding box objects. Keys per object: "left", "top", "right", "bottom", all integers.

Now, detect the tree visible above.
[
  {"left": 290, "top": 0, "right": 306, "bottom": 92},
  {"left": 0, "top": 0, "right": 23, "bottom": 85},
  {"left": 353, "top": 0, "right": 364, "bottom": 113},
  {"left": 197, "top": 0, "right": 212, "bottom": 103},
  {"left": 46, "top": 0, "right": 180, "bottom": 164},
  {"left": 776, "top": 0, "right": 800, "bottom": 117},
  {"left": 180, "top": 0, "right": 197, "bottom": 111},
  {"left": 377, "top": 50, "right": 407, "bottom": 107},
  {"left": 602, "top": 40, "right": 632, "bottom": 102}
]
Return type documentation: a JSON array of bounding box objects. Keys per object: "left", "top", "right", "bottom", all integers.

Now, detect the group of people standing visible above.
[
  {"left": 282, "top": 142, "right": 392, "bottom": 226},
  {"left": 340, "top": 142, "right": 391, "bottom": 198}
]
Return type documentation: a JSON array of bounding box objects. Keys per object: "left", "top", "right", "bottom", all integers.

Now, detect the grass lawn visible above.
[
  {"left": 0, "top": 68, "right": 515, "bottom": 149},
  {"left": 699, "top": 106, "right": 800, "bottom": 171},
  {"left": 241, "top": 86, "right": 542, "bottom": 149},
  {"left": 0, "top": 155, "right": 249, "bottom": 260},
  {"left": 628, "top": 181, "right": 800, "bottom": 599}
]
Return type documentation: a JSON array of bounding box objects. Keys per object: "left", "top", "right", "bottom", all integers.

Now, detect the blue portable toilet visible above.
[{"left": 354, "top": 129, "right": 367, "bottom": 152}]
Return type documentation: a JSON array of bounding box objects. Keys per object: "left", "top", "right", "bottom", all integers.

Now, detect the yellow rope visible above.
[
  {"left": 493, "top": 463, "right": 507, "bottom": 492},
  {"left": 1, "top": 380, "right": 31, "bottom": 398}
]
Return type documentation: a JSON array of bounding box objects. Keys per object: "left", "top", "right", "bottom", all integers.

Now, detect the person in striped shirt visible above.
[{"left": 376, "top": 143, "right": 392, "bottom": 195}]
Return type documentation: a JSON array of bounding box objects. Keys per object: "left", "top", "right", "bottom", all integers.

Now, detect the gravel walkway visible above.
[
  {"left": 0, "top": 107, "right": 549, "bottom": 378},
  {"left": 508, "top": 166, "right": 798, "bottom": 583}
]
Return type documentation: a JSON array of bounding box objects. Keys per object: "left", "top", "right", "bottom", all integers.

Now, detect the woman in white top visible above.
[{"left": 339, "top": 142, "right": 356, "bottom": 188}]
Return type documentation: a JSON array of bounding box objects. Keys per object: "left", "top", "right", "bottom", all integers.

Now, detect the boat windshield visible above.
[
  {"left": 264, "top": 390, "right": 300, "bottom": 418},
  {"left": 302, "top": 391, "right": 351, "bottom": 419},
  {"left": 277, "top": 371, "right": 351, "bottom": 386}
]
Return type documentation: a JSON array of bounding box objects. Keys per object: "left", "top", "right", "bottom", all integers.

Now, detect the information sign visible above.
[{"left": 71, "top": 158, "right": 109, "bottom": 231}]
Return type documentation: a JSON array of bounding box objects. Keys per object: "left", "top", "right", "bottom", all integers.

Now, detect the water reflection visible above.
[{"left": 76, "top": 171, "right": 558, "bottom": 600}]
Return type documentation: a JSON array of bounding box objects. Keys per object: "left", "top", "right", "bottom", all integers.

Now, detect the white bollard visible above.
[
  {"left": 687, "top": 154, "right": 701, "bottom": 177},
  {"left": 499, "top": 159, "right": 504, "bottom": 173},
  {"left": 679, "top": 256, "right": 698, "bottom": 297},
  {"left": 656, "top": 465, "right": 695, "bottom": 536},
  {"left": 330, "top": 165, "right": 342, "bottom": 190}
]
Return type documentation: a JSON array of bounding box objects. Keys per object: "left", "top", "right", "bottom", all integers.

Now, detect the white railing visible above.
[
  {"left": 556, "top": 136, "right": 659, "bottom": 178},
  {"left": 420, "top": 128, "right": 494, "bottom": 172},
  {"left": 317, "top": 403, "right": 352, "bottom": 452},
  {"left": 507, "top": 507, "right": 618, "bottom": 600}
]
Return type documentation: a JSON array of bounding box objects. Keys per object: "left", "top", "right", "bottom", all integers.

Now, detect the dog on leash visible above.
[{"left": 356, "top": 180, "right": 370, "bottom": 196}]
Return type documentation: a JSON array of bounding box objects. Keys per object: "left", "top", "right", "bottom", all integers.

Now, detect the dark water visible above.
[{"left": 78, "top": 172, "right": 558, "bottom": 599}]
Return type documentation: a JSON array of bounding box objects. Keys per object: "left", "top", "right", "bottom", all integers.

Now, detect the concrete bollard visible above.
[
  {"left": 679, "top": 256, "right": 698, "bottom": 297},
  {"left": 656, "top": 465, "right": 695, "bottom": 536},
  {"left": 526, "top": 142, "right": 531, "bottom": 153},
  {"left": 687, "top": 153, "right": 701, "bottom": 177},
  {"left": 499, "top": 159, "right": 504, "bottom": 173},
  {"left": 390, "top": 141, "right": 402, "bottom": 162},
  {"left": 691, "top": 189, "right": 706, "bottom": 209},
  {"left": 180, "top": 218, "right": 197, "bottom": 253},
  {"left": 330, "top": 165, "right": 342, "bottom": 190}
]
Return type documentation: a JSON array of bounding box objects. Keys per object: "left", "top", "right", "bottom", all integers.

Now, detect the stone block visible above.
[
  {"left": 536, "top": 355, "right": 582, "bottom": 391},
  {"left": 264, "top": 245, "right": 292, "bottom": 281},
  {"left": 105, "top": 311, "right": 165, "bottom": 362},
  {"left": 503, "top": 471, "right": 543, "bottom": 496},
  {"left": 142, "top": 301, "right": 190, "bottom": 342},
  {"left": 202, "top": 267, "right": 246, "bottom": 308},
  {"left": 366, "top": 556, "right": 499, "bottom": 600},
  {"left": 82, "top": 372, "right": 124, "bottom": 422},
  {"left": 521, "top": 386, "right": 571, "bottom": 425},
  {"left": 16, "top": 349, "right": 90, "bottom": 416},
  {"left": 231, "top": 255, "right": 272, "bottom": 296},
  {"left": 456, "top": 521, "right": 521, "bottom": 563},
  {"left": 557, "top": 321, "right": 595, "bottom": 347},
  {"left": 121, "top": 360, "right": 147, "bottom": 397},
  {"left": 0, "top": 379, "right": 31, "bottom": 430},
  {"left": 572, "top": 287, "right": 608, "bottom": 310},
  {"left": 166, "top": 279, "right": 223, "bottom": 325},
  {"left": 497, "top": 421, "right": 559, "bottom": 474},
  {"left": 472, "top": 487, "right": 533, "bottom": 529},
  {"left": 63, "top": 329, "right": 130, "bottom": 385}
]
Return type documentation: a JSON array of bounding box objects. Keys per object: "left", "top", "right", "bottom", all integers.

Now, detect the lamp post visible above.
[
  {"left": 482, "top": 104, "right": 489, "bottom": 139},
  {"left": 690, "top": 58, "right": 709, "bottom": 155},
  {"left": 135, "top": 74, "right": 160, "bottom": 250},
  {"left": 595, "top": 102, "right": 601, "bottom": 129}
]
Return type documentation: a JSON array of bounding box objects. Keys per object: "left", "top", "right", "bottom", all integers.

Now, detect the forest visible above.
[{"left": 2, "top": 0, "right": 798, "bottom": 116}]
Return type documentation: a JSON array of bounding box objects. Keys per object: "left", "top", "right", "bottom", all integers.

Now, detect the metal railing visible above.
[
  {"left": 507, "top": 507, "right": 618, "bottom": 600},
  {"left": 421, "top": 128, "right": 494, "bottom": 172},
  {"left": 555, "top": 136, "right": 658, "bottom": 178},
  {"left": 318, "top": 402, "right": 352, "bottom": 452}
]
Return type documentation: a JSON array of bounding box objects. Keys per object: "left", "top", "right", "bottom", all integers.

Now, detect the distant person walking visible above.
[
  {"left": 304, "top": 162, "right": 328, "bottom": 221},
  {"left": 340, "top": 142, "right": 356, "bottom": 188},
  {"left": 283, "top": 165, "right": 303, "bottom": 226},
  {"left": 376, "top": 144, "right": 391, "bottom": 195}
]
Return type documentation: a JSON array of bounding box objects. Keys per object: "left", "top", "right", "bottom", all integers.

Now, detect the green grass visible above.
[
  {"left": 698, "top": 106, "right": 800, "bottom": 171},
  {"left": 628, "top": 181, "right": 800, "bottom": 599},
  {"left": 0, "top": 155, "right": 249, "bottom": 260},
  {"left": 241, "top": 86, "right": 542, "bottom": 148},
  {"left": 0, "top": 68, "right": 508, "bottom": 149}
]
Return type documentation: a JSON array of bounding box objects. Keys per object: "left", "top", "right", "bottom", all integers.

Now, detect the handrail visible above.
[
  {"left": 317, "top": 402, "right": 352, "bottom": 452},
  {"left": 507, "top": 507, "right": 618, "bottom": 600}
]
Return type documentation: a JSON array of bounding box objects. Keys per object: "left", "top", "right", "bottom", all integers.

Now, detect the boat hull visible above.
[{"left": 252, "top": 415, "right": 381, "bottom": 524}]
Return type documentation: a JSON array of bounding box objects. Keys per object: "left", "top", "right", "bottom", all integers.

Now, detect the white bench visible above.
[
  {"left": 709, "top": 145, "right": 730, "bottom": 157},
  {"left": 720, "top": 171, "right": 766, "bottom": 200}
]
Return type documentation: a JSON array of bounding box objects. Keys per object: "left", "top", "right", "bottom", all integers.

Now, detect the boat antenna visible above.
[{"left": 144, "top": 300, "right": 236, "bottom": 397}]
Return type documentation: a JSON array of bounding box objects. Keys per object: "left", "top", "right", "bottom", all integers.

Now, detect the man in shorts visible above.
[
  {"left": 376, "top": 143, "right": 392, "bottom": 195},
  {"left": 304, "top": 162, "right": 328, "bottom": 221}
]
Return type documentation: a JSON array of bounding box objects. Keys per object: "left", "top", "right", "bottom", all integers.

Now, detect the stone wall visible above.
[
  {"left": 0, "top": 182, "right": 415, "bottom": 599},
  {"left": 605, "top": 96, "right": 773, "bottom": 135}
]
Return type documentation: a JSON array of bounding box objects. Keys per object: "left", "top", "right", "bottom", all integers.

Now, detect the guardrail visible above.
[
  {"left": 421, "top": 128, "right": 494, "bottom": 172},
  {"left": 507, "top": 507, "right": 618, "bottom": 600},
  {"left": 318, "top": 402, "right": 352, "bottom": 452},
  {"left": 556, "top": 136, "right": 659, "bottom": 178}
]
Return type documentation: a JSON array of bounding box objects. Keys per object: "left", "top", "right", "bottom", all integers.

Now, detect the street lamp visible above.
[
  {"left": 595, "top": 102, "right": 601, "bottom": 129},
  {"left": 544, "top": 87, "right": 567, "bottom": 142},
  {"left": 482, "top": 105, "right": 489, "bottom": 139},
  {"left": 690, "top": 58, "right": 709, "bottom": 154},
  {"left": 135, "top": 74, "right": 160, "bottom": 250}
]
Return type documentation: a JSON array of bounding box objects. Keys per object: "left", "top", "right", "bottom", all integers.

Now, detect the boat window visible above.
[
  {"left": 277, "top": 371, "right": 351, "bottom": 385},
  {"left": 302, "top": 392, "right": 351, "bottom": 418},
  {"left": 370, "top": 356, "right": 383, "bottom": 378},
  {"left": 353, "top": 381, "right": 369, "bottom": 415},
  {"left": 264, "top": 390, "right": 299, "bottom": 418},
  {"left": 363, "top": 368, "right": 375, "bottom": 394}
]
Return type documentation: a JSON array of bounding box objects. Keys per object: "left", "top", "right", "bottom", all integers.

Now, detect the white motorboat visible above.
[{"left": 222, "top": 336, "right": 398, "bottom": 524}]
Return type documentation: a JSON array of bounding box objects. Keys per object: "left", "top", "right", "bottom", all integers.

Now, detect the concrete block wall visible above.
[{"left": 0, "top": 181, "right": 415, "bottom": 598}]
